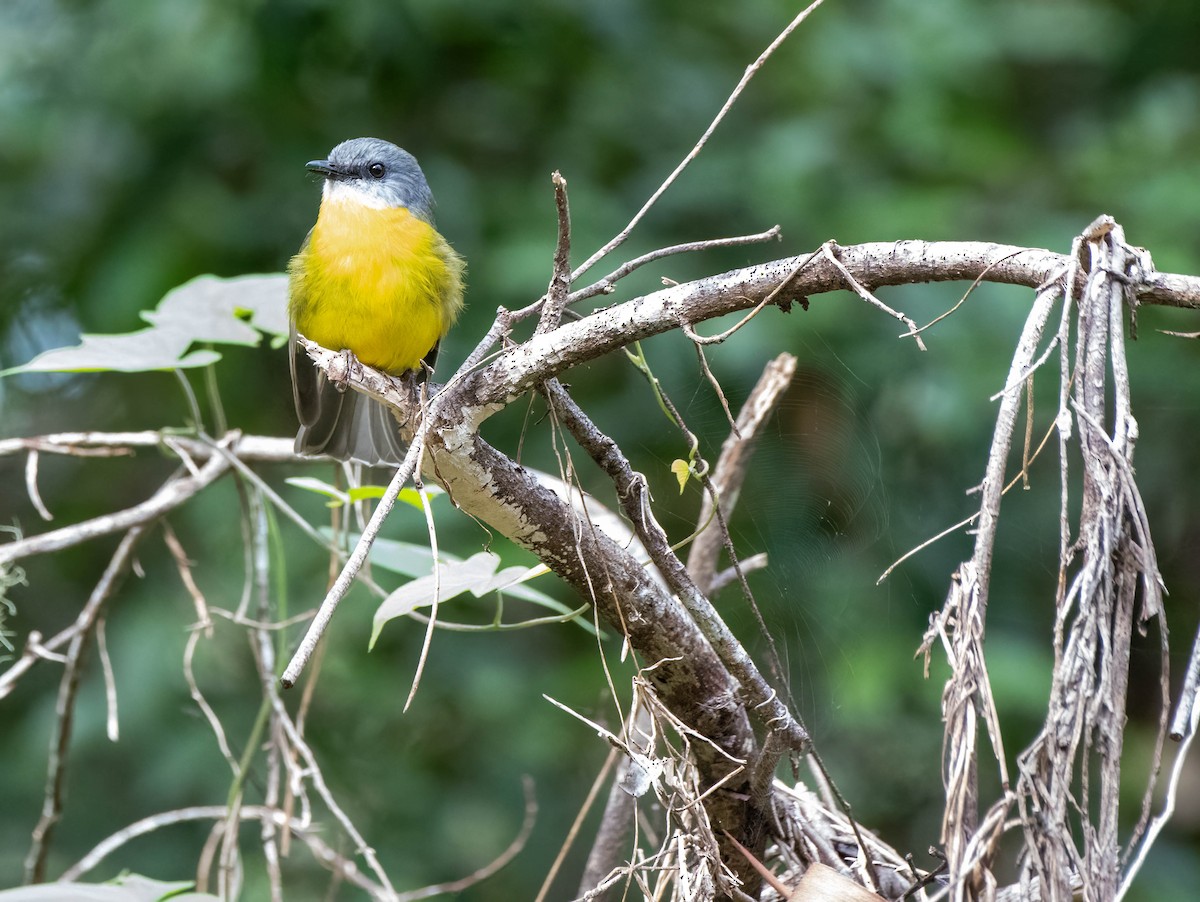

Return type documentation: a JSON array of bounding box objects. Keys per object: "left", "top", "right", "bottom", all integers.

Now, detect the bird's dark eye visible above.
[{"left": 368, "top": 162, "right": 386, "bottom": 179}]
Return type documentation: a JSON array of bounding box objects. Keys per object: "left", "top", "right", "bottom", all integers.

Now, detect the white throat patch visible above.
[{"left": 322, "top": 178, "right": 392, "bottom": 210}]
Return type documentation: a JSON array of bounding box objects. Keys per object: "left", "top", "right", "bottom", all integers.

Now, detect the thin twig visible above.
[
  {"left": 680, "top": 249, "right": 819, "bottom": 346},
  {"left": 24, "top": 450, "right": 53, "bottom": 521},
  {"left": 400, "top": 777, "right": 538, "bottom": 900},
  {"left": 576, "top": 707, "right": 651, "bottom": 900},
  {"left": 270, "top": 657, "right": 398, "bottom": 896},
  {"left": 902, "top": 249, "right": 1035, "bottom": 337},
  {"left": 693, "top": 340, "right": 740, "bottom": 437},
  {"left": 878, "top": 407, "right": 1062, "bottom": 586},
  {"left": 280, "top": 385, "right": 426, "bottom": 688},
  {"left": 95, "top": 617, "right": 119, "bottom": 742},
  {"left": 708, "top": 553, "right": 769, "bottom": 594},
  {"left": 569, "top": 0, "right": 828, "bottom": 282},
  {"left": 566, "top": 226, "right": 782, "bottom": 307},
  {"left": 537, "top": 752, "right": 617, "bottom": 902},
  {"left": 183, "top": 628, "right": 239, "bottom": 773},
  {"left": 163, "top": 521, "right": 211, "bottom": 629},
  {"left": 24, "top": 526, "right": 147, "bottom": 882},
  {"left": 543, "top": 380, "right": 810, "bottom": 754},
  {"left": 402, "top": 476, "right": 441, "bottom": 712},
  {"left": 821, "top": 242, "right": 928, "bottom": 351},
  {"left": 0, "top": 438, "right": 235, "bottom": 567},
  {"left": 62, "top": 805, "right": 389, "bottom": 898}
]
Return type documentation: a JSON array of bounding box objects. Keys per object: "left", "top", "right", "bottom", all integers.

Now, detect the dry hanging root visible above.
[
  {"left": 1013, "top": 220, "right": 1168, "bottom": 902},
  {"left": 918, "top": 218, "right": 1171, "bottom": 902}
]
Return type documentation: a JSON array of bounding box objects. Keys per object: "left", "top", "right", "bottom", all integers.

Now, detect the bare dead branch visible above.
[
  {"left": 540, "top": 379, "right": 807, "bottom": 893},
  {"left": 544, "top": 380, "right": 807, "bottom": 745},
  {"left": 4, "top": 222, "right": 1198, "bottom": 902},
  {"left": 687, "top": 353, "right": 797, "bottom": 594},
  {"left": 0, "top": 431, "right": 295, "bottom": 462},
  {"left": 452, "top": 240, "right": 1198, "bottom": 423},
  {"left": 535, "top": 170, "right": 572, "bottom": 335},
  {"left": 708, "top": 553, "right": 769, "bottom": 594}
]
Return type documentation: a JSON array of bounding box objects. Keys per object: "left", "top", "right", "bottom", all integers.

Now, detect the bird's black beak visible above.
[{"left": 305, "top": 159, "right": 344, "bottom": 180}]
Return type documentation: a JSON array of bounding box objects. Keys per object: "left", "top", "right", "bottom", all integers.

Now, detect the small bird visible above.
[{"left": 288, "top": 137, "right": 465, "bottom": 465}]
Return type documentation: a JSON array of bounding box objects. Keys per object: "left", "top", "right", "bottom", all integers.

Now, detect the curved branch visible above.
[
  {"left": 453, "top": 240, "right": 1200, "bottom": 421},
  {"left": 0, "top": 437, "right": 236, "bottom": 567}
]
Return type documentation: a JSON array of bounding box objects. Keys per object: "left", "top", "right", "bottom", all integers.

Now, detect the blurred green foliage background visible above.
[{"left": 2, "top": 0, "right": 1200, "bottom": 899}]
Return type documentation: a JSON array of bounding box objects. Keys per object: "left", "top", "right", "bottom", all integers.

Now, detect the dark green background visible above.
[{"left": 2, "top": 0, "right": 1199, "bottom": 899}]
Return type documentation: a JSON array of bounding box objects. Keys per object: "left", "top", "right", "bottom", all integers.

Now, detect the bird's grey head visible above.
[{"left": 307, "top": 137, "right": 435, "bottom": 221}]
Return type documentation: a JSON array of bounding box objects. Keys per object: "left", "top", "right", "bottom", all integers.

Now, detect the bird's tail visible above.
[{"left": 295, "top": 388, "right": 409, "bottom": 467}]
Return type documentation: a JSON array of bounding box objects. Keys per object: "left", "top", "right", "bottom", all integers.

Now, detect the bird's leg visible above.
[
  {"left": 328, "top": 348, "right": 365, "bottom": 393},
  {"left": 398, "top": 369, "right": 422, "bottom": 399}
]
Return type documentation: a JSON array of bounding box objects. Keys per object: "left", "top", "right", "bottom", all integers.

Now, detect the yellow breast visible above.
[{"left": 288, "top": 196, "right": 465, "bottom": 374}]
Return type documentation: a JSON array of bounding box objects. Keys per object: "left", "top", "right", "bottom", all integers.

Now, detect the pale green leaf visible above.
[
  {"left": 670, "top": 459, "right": 690, "bottom": 493},
  {"left": 4, "top": 333, "right": 220, "bottom": 375},
  {"left": 0, "top": 874, "right": 212, "bottom": 901},
  {"left": 1, "top": 273, "right": 288, "bottom": 376},
  {"left": 371, "top": 551, "right": 500, "bottom": 646},
  {"left": 369, "top": 553, "right": 575, "bottom": 645},
  {"left": 285, "top": 477, "right": 349, "bottom": 507},
  {"left": 360, "top": 535, "right": 445, "bottom": 577}
]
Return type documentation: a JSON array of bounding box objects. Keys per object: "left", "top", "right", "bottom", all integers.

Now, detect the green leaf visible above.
[
  {"left": 354, "top": 485, "right": 444, "bottom": 509},
  {"left": 289, "top": 481, "right": 443, "bottom": 510},
  {"left": 346, "top": 485, "right": 387, "bottom": 503},
  {"left": 2, "top": 274, "right": 287, "bottom": 376},
  {"left": 397, "top": 485, "right": 444, "bottom": 509},
  {"left": 671, "top": 459, "right": 690, "bottom": 493}
]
